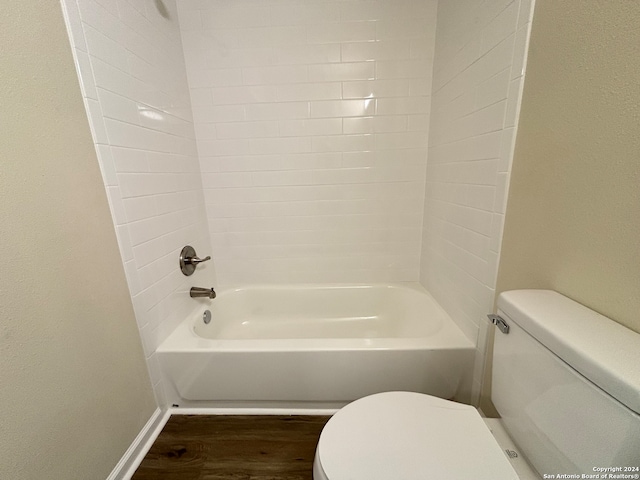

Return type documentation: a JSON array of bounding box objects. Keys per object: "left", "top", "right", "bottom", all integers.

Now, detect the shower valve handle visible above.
[
  {"left": 179, "top": 245, "right": 211, "bottom": 276},
  {"left": 189, "top": 255, "right": 211, "bottom": 265}
]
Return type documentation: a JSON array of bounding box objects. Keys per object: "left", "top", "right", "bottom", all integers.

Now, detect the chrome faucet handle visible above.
[
  {"left": 189, "top": 255, "right": 211, "bottom": 265},
  {"left": 179, "top": 246, "right": 211, "bottom": 276}
]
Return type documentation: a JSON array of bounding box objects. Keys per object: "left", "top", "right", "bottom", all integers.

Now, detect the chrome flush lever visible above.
[{"left": 487, "top": 314, "right": 510, "bottom": 334}]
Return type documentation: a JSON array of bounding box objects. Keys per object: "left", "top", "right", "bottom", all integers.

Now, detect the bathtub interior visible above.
[{"left": 194, "top": 284, "right": 448, "bottom": 340}]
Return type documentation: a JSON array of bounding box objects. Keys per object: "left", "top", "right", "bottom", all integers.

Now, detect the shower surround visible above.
[
  {"left": 61, "top": 0, "right": 534, "bottom": 408},
  {"left": 178, "top": 0, "right": 438, "bottom": 285}
]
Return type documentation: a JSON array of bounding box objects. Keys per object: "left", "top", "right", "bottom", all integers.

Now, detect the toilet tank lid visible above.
[{"left": 497, "top": 290, "right": 640, "bottom": 415}]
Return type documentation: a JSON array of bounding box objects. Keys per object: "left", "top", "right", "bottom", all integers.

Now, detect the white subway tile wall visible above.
[
  {"left": 60, "top": 0, "right": 216, "bottom": 407},
  {"left": 419, "top": 0, "right": 534, "bottom": 403},
  {"left": 176, "top": 0, "right": 438, "bottom": 284}
]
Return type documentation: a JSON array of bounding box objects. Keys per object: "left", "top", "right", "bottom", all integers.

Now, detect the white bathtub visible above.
[{"left": 157, "top": 284, "right": 474, "bottom": 408}]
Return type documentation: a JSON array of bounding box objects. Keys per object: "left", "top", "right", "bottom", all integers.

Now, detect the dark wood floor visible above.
[{"left": 132, "top": 415, "right": 331, "bottom": 480}]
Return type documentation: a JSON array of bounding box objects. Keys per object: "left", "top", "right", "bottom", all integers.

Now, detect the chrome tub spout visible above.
[{"left": 190, "top": 287, "right": 216, "bottom": 299}]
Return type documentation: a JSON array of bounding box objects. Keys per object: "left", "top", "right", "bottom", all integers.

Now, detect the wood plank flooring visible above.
[{"left": 132, "top": 415, "right": 331, "bottom": 480}]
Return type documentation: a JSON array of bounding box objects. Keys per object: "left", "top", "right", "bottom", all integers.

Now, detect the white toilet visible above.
[{"left": 313, "top": 290, "right": 640, "bottom": 479}]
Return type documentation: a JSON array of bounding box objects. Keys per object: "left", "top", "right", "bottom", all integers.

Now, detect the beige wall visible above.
[
  {"left": 496, "top": 0, "right": 640, "bottom": 334},
  {"left": 0, "top": 2, "right": 157, "bottom": 479}
]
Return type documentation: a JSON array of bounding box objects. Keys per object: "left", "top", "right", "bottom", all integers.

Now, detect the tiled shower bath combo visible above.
[{"left": 61, "top": 0, "right": 534, "bottom": 407}]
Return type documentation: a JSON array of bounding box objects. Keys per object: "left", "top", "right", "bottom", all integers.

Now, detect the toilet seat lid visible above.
[{"left": 317, "top": 392, "right": 518, "bottom": 480}]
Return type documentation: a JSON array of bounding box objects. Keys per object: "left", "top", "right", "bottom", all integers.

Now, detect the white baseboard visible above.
[
  {"left": 170, "top": 407, "right": 338, "bottom": 416},
  {"left": 107, "top": 408, "right": 170, "bottom": 480}
]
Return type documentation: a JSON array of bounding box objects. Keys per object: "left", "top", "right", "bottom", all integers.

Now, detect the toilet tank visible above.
[{"left": 492, "top": 290, "right": 640, "bottom": 476}]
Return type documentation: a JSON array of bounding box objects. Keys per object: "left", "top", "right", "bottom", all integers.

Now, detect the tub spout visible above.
[{"left": 190, "top": 287, "right": 216, "bottom": 299}]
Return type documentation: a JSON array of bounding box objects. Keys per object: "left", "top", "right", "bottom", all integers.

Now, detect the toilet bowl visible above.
[
  {"left": 313, "top": 290, "right": 640, "bottom": 479},
  {"left": 313, "top": 391, "right": 520, "bottom": 480}
]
